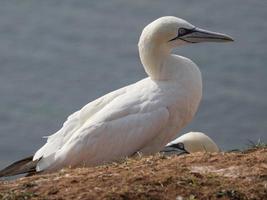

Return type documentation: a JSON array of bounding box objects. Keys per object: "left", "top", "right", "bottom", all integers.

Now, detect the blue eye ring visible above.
[{"left": 178, "top": 28, "right": 187, "bottom": 36}]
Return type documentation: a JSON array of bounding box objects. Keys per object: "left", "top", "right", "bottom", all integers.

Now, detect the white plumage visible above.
[
  {"left": 31, "top": 16, "right": 232, "bottom": 172},
  {"left": 165, "top": 132, "right": 220, "bottom": 153}
]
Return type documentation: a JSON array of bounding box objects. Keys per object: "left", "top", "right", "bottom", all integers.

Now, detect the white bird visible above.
[
  {"left": 163, "top": 132, "right": 220, "bottom": 154},
  {"left": 0, "top": 16, "right": 233, "bottom": 177}
]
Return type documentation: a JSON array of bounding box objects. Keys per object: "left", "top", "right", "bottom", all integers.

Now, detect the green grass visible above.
[
  {"left": 247, "top": 139, "right": 267, "bottom": 149},
  {"left": 227, "top": 139, "right": 267, "bottom": 153}
]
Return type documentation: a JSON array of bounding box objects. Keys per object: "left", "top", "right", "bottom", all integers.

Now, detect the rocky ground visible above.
[{"left": 0, "top": 147, "right": 266, "bottom": 200}]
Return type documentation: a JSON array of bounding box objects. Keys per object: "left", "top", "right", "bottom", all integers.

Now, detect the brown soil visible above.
[{"left": 0, "top": 148, "right": 266, "bottom": 200}]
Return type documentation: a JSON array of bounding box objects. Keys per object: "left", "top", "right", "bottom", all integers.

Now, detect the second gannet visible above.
[{"left": 163, "top": 132, "right": 220, "bottom": 154}]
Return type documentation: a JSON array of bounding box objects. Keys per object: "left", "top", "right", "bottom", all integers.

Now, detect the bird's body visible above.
[
  {"left": 34, "top": 57, "right": 202, "bottom": 172},
  {"left": 0, "top": 16, "right": 233, "bottom": 177}
]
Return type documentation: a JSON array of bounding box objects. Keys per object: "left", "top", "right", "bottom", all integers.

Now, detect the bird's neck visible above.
[{"left": 138, "top": 40, "right": 177, "bottom": 80}]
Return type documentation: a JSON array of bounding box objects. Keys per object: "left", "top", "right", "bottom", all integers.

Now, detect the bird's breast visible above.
[{"left": 138, "top": 78, "right": 202, "bottom": 153}]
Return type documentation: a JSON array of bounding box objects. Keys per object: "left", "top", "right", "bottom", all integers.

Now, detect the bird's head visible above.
[
  {"left": 139, "top": 16, "right": 234, "bottom": 50},
  {"left": 164, "top": 132, "right": 220, "bottom": 154}
]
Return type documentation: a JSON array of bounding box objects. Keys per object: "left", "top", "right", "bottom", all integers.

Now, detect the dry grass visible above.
[{"left": 0, "top": 147, "right": 266, "bottom": 200}]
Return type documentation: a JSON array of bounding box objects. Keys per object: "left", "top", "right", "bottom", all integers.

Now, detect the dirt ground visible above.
[{"left": 0, "top": 147, "right": 266, "bottom": 200}]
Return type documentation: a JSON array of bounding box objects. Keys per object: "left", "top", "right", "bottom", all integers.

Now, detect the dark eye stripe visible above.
[
  {"left": 168, "top": 27, "right": 196, "bottom": 42},
  {"left": 178, "top": 27, "right": 196, "bottom": 37}
]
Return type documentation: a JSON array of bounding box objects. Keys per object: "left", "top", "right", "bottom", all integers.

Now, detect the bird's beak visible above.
[
  {"left": 161, "top": 143, "right": 190, "bottom": 155},
  {"left": 161, "top": 146, "right": 189, "bottom": 155},
  {"left": 180, "top": 27, "right": 234, "bottom": 43}
]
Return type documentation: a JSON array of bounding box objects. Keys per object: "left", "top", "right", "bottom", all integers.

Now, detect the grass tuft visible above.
[{"left": 247, "top": 138, "right": 267, "bottom": 149}]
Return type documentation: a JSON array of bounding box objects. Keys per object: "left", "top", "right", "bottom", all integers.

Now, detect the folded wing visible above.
[
  {"left": 37, "top": 105, "right": 169, "bottom": 171},
  {"left": 33, "top": 86, "right": 128, "bottom": 161}
]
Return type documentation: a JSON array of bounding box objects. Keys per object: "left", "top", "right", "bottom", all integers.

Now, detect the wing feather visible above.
[
  {"left": 33, "top": 86, "right": 128, "bottom": 160},
  {"left": 37, "top": 106, "right": 169, "bottom": 171}
]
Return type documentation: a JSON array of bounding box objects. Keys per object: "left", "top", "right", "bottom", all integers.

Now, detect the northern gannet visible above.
[
  {"left": 0, "top": 16, "right": 233, "bottom": 177},
  {"left": 163, "top": 132, "right": 220, "bottom": 154}
]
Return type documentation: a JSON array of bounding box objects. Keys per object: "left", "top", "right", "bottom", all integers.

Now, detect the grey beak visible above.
[
  {"left": 161, "top": 142, "right": 190, "bottom": 155},
  {"left": 161, "top": 146, "right": 189, "bottom": 155},
  {"left": 180, "top": 27, "right": 234, "bottom": 43}
]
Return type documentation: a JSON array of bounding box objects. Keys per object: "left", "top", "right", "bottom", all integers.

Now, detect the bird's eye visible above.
[
  {"left": 178, "top": 28, "right": 188, "bottom": 36},
  {"left": 176, "top": 142, "right": 185, "bottom": 150}
]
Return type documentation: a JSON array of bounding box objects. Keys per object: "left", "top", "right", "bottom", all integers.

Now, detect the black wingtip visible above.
[{"left": 0, "top": 156, "right": 38, "bottom": 178}]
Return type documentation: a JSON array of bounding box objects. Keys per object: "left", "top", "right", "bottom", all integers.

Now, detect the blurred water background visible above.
[{"left": 0, "top": 0, "right": 266, "bottom": 168}]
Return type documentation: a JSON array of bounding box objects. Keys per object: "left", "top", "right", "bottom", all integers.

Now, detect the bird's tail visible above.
[{"left": 0, "top": 156, "right": 38, "bottom": 177}]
